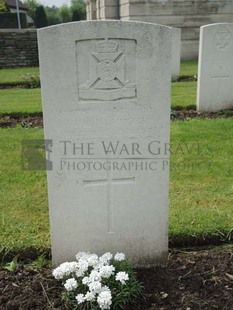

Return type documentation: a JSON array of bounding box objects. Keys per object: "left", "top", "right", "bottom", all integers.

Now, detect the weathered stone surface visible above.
[
  {"left": 87, "top": 0, "right": 233, "bottom": 60},
  {"left": 38, "top": 21, "right": 171, "bottom": 267},
  {"left": 197, "top": 23, "right": 233, "bottom": 112},
  {"left": 171, "top": 27, "right": 181, "bottom": 77}
]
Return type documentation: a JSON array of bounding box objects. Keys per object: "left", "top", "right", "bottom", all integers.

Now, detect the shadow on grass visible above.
[{"left": 1, "top": 231, "right": 233, "bottom": 264}]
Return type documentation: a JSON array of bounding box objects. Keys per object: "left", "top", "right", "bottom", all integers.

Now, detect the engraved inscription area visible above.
[
  {"left": 214, "top": 28, "right": 232, "bottom": 50},
  {"left": 83, "top": 175, "right": 136, "bottom": 233},
  {"left": 78, "top": 39, "right": 137, "bottom": 101},
  {"left": 211, "top": 63, "right": 230, "bottom": 99}
]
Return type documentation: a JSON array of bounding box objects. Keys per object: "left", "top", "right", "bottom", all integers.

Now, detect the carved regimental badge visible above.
[
  {"left": 214, "top": 28, "right": 232, "bottom": 50},
  {"left": 79, "top": 39, "right": 136, "bottom": 101}
]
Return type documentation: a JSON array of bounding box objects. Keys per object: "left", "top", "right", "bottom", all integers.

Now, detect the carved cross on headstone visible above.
[
  {"left": 83, "top": 174, "right": 136, "bottom": 233},
  {"left": 211, "top": 64, "right": 230, "bottom": 99}
]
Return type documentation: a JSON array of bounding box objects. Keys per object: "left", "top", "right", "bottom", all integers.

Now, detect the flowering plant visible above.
[{"left": 53, "top": 252, "right": 144, "bottom": 309}]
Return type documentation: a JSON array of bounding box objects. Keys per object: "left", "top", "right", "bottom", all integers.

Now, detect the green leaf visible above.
[{"left": 4, "top": 255, "right": 19, "bottom": 272}]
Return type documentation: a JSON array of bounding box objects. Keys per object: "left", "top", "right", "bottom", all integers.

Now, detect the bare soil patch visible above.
[
  {"left": 1, "top": 247, "right": 233, "bottom": 310},
  {"left": 1, "top": 110, "right": 233, "bottom": 129},
  {"left": 0, "top": 115, "right": 43, "bottom": 128}
]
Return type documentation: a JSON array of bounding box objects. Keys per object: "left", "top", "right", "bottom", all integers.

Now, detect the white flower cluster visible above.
[
  {"left": 53, "top": 252, "right": 128, "bottom": 310},
  {"left": 115, "top": 271, "right": 129, "bottom": 284},
  {"left": 52, "top": 262, "right": 79, "bottom": 280},
  {"left": 64, "top": 278, "right": 78, "bottom": 291}
]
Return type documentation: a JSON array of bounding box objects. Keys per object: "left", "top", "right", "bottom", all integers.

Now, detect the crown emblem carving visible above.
[{"left": 96, "top": 40, "right": 118, "bottom": 53}]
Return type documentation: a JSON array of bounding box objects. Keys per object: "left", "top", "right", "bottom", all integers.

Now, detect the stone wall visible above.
[
  {"left": 0, "top": 29, "right": 38, "bottom": 69},
  {"left": 87, "top": 0, "right": 233, "bottom": 60},
  {"left": 87, "top": 0, "right": 118, "bottom": 20},
  {"left": 86, "top": 0, "right": 97, "bottom": 19}
]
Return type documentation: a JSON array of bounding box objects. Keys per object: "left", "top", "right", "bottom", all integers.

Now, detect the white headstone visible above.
[
  {"left": 171, "top": 27, "right": 181, "bottom": 78},
  {"left": 197, "top": 23, "right": 233, "bottom": 112},
  {"left": 38, "top": 21, "right": 171, "bottom": 266}
]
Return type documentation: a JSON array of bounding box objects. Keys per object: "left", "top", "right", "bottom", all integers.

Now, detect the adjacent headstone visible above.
[
  {"left": 197, "top": 23, "right": 233, "bottom": 112},
  {"left": 38, "top": 21, "right": 171, "bottom": 266},
  {"left": 171, "top": 27, "right": 181, "bottom": 78}
]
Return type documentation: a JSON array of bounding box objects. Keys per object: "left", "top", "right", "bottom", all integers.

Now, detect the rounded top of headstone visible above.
[
  {"left": 200, "top": 22, "right": 233, "bottom": 30},
  {"left": 37, "top": 20, "right": 172, "bottom": 34}
]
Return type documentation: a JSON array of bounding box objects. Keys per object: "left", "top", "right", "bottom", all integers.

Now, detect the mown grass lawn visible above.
[
  {"left": 170, "top": 119, "right": 233, "bottom": 242},
  {"left": 0, "top": 67, "right": 39, "bottom": 84},
  {"left": 0, "top": 88, "right": 42, "bottom": 115},
  {"left": 172, "top": 81, "right": 196, "bottom": 109},
  {"left": 0, "top": 119, "right": 232, "bottom": 254},
  {"left": 180, "top": 60, "right": 198, "bottom": 77},
  {"left": 0, "top": 128, "right": 49, "bottom": 253}
]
